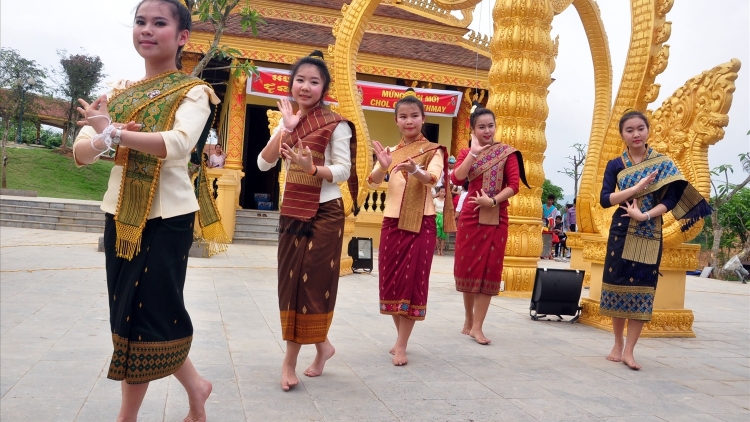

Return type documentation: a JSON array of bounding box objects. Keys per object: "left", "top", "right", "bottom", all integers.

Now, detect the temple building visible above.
[{"left": 182, "top": 0, "right": 490, "bottom": 243}]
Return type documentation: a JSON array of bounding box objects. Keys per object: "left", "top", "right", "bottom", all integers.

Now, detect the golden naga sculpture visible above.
[{"left": 328, "top": 0, "right": 739, "bottom": 321}]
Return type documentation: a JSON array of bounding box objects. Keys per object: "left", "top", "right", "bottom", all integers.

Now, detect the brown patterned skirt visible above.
[
  {"left": 104, "top": 212, "right": 194, "bottom": 384},
  {"left": 277, "top": 199, "right": 345, "bottom": 344}
]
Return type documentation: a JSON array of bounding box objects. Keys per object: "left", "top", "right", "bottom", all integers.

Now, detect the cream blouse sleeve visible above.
[
  {"left": 425, "top": 148, "right": 444, "bottom": 188},
  {"left": 327, "top": 122, "right": 352, "bottom": 183},
  {"left": 163, "top": 85, "right": 220, "bottom": 161}
]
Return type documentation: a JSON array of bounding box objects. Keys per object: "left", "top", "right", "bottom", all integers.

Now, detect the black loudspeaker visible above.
[
  {"left": 529, "top": 268, "right": 585, "bottom": 323},
  {"left": 348, "top": 237, "right": 373, "bottom": 273}
]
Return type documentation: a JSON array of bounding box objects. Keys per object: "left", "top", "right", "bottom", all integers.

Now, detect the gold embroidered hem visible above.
[
  {"left": 599, "top": 282, "right": 655, "bottom": 321},
  {"left": 379, "top": 299, "right": 427, "bottom": 321},
  {"left": 280, "top": 310, "right": 335, "bottom": 344},
  {"left": 108, "top": 334, "right": 192, "bottom": 384}
]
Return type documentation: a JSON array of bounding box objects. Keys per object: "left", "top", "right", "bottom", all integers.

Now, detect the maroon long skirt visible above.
[
  {"left": 378, "top": 216, "right": 436, "bottom": 321},
  {"left": 454, "top": 206, "right": 509, "bottom": 295}
]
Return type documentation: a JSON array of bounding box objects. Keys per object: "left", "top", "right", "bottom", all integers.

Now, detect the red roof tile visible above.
[
  {"left": 193, "top": 17, "right": 490, "bottom": 71},
  {"left": 275, "top": 0, "right": 445, "bottom": 25}
]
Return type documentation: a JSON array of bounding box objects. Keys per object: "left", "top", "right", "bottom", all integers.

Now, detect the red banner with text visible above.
[{"left": 248, "top": 67, "right": 462, "bottom": 117}]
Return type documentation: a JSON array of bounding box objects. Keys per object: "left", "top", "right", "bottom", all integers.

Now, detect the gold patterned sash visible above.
[
  {"left": 388, "top": 136, "right": 455, "bottom": 233},
  {"left": 109, "top": 71, "right": 207, "bottom": 260}
]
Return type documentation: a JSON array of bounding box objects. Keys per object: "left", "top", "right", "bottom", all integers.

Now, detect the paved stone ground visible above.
[{"left": 1, "top": 226, "right": 748, "bottom": 421}]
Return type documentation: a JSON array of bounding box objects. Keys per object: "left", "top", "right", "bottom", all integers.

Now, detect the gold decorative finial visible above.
[{"left": 179, "top": 0, "right": 189, "bottom": 9}]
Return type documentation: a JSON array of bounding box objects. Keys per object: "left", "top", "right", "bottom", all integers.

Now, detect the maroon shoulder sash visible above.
[{"left": 280, "top": 106, "right": 358, "bottom": 221}]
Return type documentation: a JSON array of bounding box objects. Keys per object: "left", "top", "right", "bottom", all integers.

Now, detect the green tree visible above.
[
  {"left": 191, "top": 0, "right": 265, "bottom": 78},
  {"left": 707, "top": 152, "right": 750, "bottom": 279},
  {"left": 541, "top": 179, "right": 564, "bottom": 209},
  {"left": 0, "top": 48, "right": 47, "bottom": 188},
  {"left": 54, "top": 51, "right": 105, "bottom": 152}
]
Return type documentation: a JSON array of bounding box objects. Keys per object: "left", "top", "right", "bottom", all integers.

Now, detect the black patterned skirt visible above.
[
  {"left": 599, "top": 213, "right": 662, "bottom": 322},
  {"left": 104, "top": 212, "right": 195, "bottom": 384}
]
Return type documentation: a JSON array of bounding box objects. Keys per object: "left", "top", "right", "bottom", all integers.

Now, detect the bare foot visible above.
[
  {"left": 461, "top": 318, "right": 473, "bottom": 335},
  {"left": 392, "top": 348, "right": 408, "bottom": 366},
  {"left": 280, "top": 362, "right": 299, "bottom": 391},
  {"left": 606, "top": 344, "right": 623, "bottom": 362},
  {"left": 621, "top": 354, "right": 641, "bottom": 370},
  {"left": 183, "top": 378, "right": 212, "bottom": 422},
  {"left": 304, "top": 343, "right": 335, "bottom": 377},
  {"left": 389, "top": 346, "right": 395, "bottom": 355},
  {"left": 469, "top": 329, "right": 491, "bottom": 345}
]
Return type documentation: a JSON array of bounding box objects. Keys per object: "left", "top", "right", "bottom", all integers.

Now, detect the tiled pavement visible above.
[{"left": 1, "top": 226, "right": 748, "bottom": 421}]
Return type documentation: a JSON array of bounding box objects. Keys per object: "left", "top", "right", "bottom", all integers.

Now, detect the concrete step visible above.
[
  {"left": 0, "top": 199, "right": 102, "bottom": 213},
  {"left": 234, "top": 223, "right": 277, "bottom": 233},
  {"left": 235, "top": 215, "right": 280, "bottom": 227},
  {"left": 0, "top": 219, "right": 104, "bottom": 233},
  {"left": 0, "top": 211, "right": 104, "bottom": 227},
  {"left": 232, "top": 236, "right": 280, "bottom": 246},
  {"left": 0, "top": 196, "right": 106, "bottom": 234},
  {"left": 233, "top": 228, "right": 278, "bottom": 240},
  {"left": 0, "top": 204, "right": 104, "bottom": 219}
]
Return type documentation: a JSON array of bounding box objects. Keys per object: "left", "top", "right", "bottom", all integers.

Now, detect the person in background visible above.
[
  {"left": 552, "top": 215, "right": 567, "bottom": 259},
  {"left": 543, "top": 194, "right": 559, "bottom": 225},
  {"left": 566, "top": 201, "right": 576, "bottom": 232},
  {"left": 434, "top": 186, "right": 448, "bottom": 255},
  {"left": 209, "top": 143, "right": 226, "bottom": 168}
]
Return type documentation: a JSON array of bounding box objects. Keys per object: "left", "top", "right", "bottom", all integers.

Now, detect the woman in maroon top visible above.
[{"left": 451, "top": 107, "right": 528, "bottom": 345}]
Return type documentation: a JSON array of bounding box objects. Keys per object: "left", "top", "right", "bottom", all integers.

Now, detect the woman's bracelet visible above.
[
  {"left": 378, "top": 163, "right": 389, "bottom": 173},
  {"left": 408, "top": 166, "right": 424, "bottom": 176},
  {"left": 282, "top": 126, "right": 294, "bottom": 133},
  {"left": 469, "top": 152, "right": 479, "bottom": 159},
  {"left": 309, "top": 166, "right": 318, "bottom": 176},
  {"left": 492, "top": 197, "right": 498, "bottom": 207},
  {"left": 645, "top": 211, "right": 651, "bottom": 221}
]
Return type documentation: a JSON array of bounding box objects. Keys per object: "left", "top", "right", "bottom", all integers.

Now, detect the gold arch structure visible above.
[{"left": 330, "top": 0, "right": 739, "bottom": 335}]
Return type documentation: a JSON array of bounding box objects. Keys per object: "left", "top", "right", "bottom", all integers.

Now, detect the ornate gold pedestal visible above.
[
  {"left": 579, "top": 237, "right": 699, "bottom": 338},
  {"left": 206, "top": 168, "right": 244, "bottom": 242}
]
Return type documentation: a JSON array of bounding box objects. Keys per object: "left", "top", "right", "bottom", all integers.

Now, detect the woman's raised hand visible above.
[
  {"left": 468, "top": 189, "right": 494, "bottom": 211},
  {"left": 77, "top": 95, "right": 142, "bottom": 133},
  {"left": 77, "top": 95, "right": 112, "bottom": 133},
  {"left": 280, "top": 141, "right": 315, "bottom": 173},
  {"left": 634, "top": 170, "right": 658, "bottom": 192},
  {"left": 372, "top": 140, "right": 392, "bottom": 170},
  {"left": 278, "top": 98, "right": 301, "bottom": 132},
  {"left": 619, "top": 199, "right": 647, "bottom": 221},
  {"left": 469, "top": 134, "right": 492, "bottom": 157}
]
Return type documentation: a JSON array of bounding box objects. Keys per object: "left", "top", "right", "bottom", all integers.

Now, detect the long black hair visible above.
[
  {"left": 288, "top": 50, "right": 331, "bottom": 107},
  {"left": 135, "top": 0, "right": 193, "bottom": 70}
]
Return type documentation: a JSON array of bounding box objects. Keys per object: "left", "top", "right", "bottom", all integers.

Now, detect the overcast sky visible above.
[{"left": 2, "top": 0, "right": 748, "bottom": 197}]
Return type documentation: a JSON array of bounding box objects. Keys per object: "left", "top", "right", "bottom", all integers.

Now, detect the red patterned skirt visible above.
[
  {"left": 378, "top": 216, "right": 436, "bottom": 321},
  {"left": 454, "top": 206, "right": 509, "bottom": 295}
]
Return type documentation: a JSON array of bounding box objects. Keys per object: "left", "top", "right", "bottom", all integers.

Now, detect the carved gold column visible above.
[
  {"left": 487, "top": 0, "right": 555, "bottom": 297},
  {"left": 225, "top": 60, "right": 247, "bottom": 171}
]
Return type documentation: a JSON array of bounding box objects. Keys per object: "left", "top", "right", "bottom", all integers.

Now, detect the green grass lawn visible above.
[{"left": 3, "top": 147, "right": 113, "bottom": 201}]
